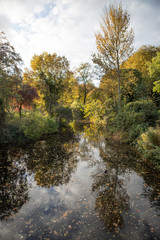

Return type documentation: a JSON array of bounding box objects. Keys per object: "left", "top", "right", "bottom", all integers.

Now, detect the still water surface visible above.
[{"left": 0, "top": 124, "right": 160, "bottom": 240}]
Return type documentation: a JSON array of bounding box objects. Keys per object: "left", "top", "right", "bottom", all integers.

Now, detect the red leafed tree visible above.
[{"left": 17, "top": 84, "right": 39, "bottom": 118}]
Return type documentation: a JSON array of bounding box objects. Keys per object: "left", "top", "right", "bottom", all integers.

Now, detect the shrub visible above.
[
  {"left": 21, "top": 111, "right": 46, "bottom": 140},
  {"left": 0, "top": 110, "right": 59, "bottom": 143},
  {"left": 108, "top": 99, "right": 158, "bottom": 143},
  {"left": 21, "top": 111, "right": 59, "bottom": 140},
  {"left": 124, "top": 99, "right": 159, "bottom": 126},
  {"left": 137, "top": 127, "right": 160, "bottom": 169},
  {"left": 44, "top": 117, "right": 58, "bottom": 134},
  {"left": 111, "top": 110, "right": 148, "bottom": 143},
  {"left": 0, "top": 124, "right": 26, "bottom": 143}
]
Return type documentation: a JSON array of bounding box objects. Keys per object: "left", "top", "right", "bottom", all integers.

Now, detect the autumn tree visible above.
[
  {"left": 0, "top": 32, "right": 23, "bottom": 126},
  {"left": 76, "top": 63, "right": 93, "bottom": 104},
  {"left": 123, "top": 45, "right": 160, "bottom": 77},
  {"left": 25, "top": 52, "right": 70, "bottom": 116},
  {"left": 149, "top": 52, "right": 160, "bottom": 93},
  {"left": 16, "top": 84, "right": 39, "bottom": 118},
  {"left": 59, "top": 74, "right": 79, "bottom": 107},
  {"left": 123, "top": 45, "right": 160, "bottom": 97},
  {"left": 93, "top": 3, "right": 134, "bottom": 106}
]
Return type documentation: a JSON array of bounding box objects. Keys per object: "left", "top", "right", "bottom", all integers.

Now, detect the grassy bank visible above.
[{"left": 0, "top": 110, "right": 59, "bottom": 144}]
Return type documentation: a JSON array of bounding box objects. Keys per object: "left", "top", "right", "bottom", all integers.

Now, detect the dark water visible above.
[{"left": 0, "top": 123, "right": 160, "bottom": 240}]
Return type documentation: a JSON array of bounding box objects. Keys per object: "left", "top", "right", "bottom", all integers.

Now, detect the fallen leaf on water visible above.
[{"left": 54, "top": 231, "right": 58, "bottom": 235}]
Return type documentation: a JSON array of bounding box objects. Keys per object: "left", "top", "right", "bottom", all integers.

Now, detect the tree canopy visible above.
[
  {"left": 0, "top": 32, "right": 23, "bottom": 127},
  {"left": 149, "top": 52, "right": 160, "bottom": 93},
  {"left": 24, "top": 52, "right": 70, "bottom": 116},
  {"left": 93, "top": 3, "right": 134, "bottom": 105},
  {"left": 76, "top": 63, "right": 93, "bottom": 104}
]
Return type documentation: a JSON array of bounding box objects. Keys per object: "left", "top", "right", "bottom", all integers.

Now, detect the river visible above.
[{"left": 0, "top": 123, "right": 160, "bottom": 240}]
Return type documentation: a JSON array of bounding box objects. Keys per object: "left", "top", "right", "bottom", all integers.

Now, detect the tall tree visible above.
[
  {"left": 123, "top": 45, "right": 160, "bottom": 96},
  {"left": 25, "top": 52, "right": 70, "bottom": 116},
  {"left": 0, "top": 32, "right": 23, "bottom": 126},
  {"left": 16, "top": 84, "right": 39, "bottom": 118},
  {"left": 149, "top": 52, "right": 160, "bottom": 93},
  {"left": 93, "top": 3, "right": 134, "bottom": 106},
  {"left": 123, "top": 45, "right": 160, "bottom": 77},
  {"left": 76, "top": 63, "right": 93, "bottom": 104},
  {"left": 59, "top": 74, "right": 79, "bottom": 107}
]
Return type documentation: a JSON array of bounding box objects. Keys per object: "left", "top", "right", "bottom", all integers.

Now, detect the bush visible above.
[
  {"left": 21, "top": 111, "right": 46, "bottom": 139},
  {"left": 0, "top": 110, "right": 59, "bottom": 143},
  {"left": 21, "top": 111, "right": 58, "bottom": 140},
  {"left": 112, "top": 110, "right": 148, "bottom": 143},
  {"left": 108, "top": 99, "right": 158, "bottom": 143},
  {"left": 0, "top": 124, "right": 26, "bottom": 143},
  {"left": 44, "top": 117, "right": 58, "bottom": 135},
  {"left": 137, "top": 127, "right": 160, "bottom": 169},
  {"left": 124, "top": 99, "right": 159, "bottom": 126}
]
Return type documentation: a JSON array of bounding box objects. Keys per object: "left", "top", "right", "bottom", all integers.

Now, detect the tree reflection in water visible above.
[
  {"left": 75, "top": 123, "right": 130, "bottom": 232},
  {"left": 0, "top": 148, "right": 28, "bottom": 220},
  {"left": 142, "top": 174, "right": 160, "bottom": 215},
  {"left": 24, "top": 128, "right": 79, "bottom": 187},
  {"left": 92, "top": 170, "right": 129, "bottom": 232},
  {"left": 0, "top": 123, "right": 160, "bottom": 239},
  {"left": 82, "top": 123, "right": 160, "bottom": 233},
  {"left": 99, "top": 132, "right": 160, "bottom": 233}
]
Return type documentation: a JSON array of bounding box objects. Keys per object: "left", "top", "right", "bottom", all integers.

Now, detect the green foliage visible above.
[
  {"left": 123, "top": 45, "right": 160, "bottom": 77},
  {"left": 55, "top": 106, "right": 73, "bottom": 124},
  {"left": 21, "top": 111, "right": 58, "bottom": 140},
  {"left": 84, "top": 100, "right": 105, "bottom": 124},
  {"left": 20, "top": 111, "right": 45, "bottom": 139},
  {"left": 76, "top": 63, "right": 93, "bottom": 104},
  {"left": 0, "top": 124, "right": 25, "bottom": 143},
  {"left": 0, "top": 32, "right": 23, "bottom": 127},
  {"left": 43, "top": 117, "right": 59, "bottom": 135},
  {"left": 71, "top": 101, "right": 84, "bottom": 120},
  {"left": 121, "top": 69, "right": 147, "bottom": 102},
  {"left": 111, "top": 110, "right": 148, "bottom": 143},
  {"left": 124, "top": 99, "right": 158, "bottom": 126},
  {"left": 0, "top": 110, "right": 59, "bottom": 143},
  {"left": 149, "top": 52, "right": 160, "bottom": 93},
  {"left": 123, "top": 45, "right": 160, "bottom": 100},
  {"left": 25, "top": 52, "right": 70, "bottom": 116},
  {"left": 137, "top": 127, "right": 160, "bottom": 170},
  {"left": 108, "top": 99, "right": 158, "bottom": 143}
]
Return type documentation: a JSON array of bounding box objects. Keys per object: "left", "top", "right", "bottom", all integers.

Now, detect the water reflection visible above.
[
  {"left": 0, "top": 123, "right": 160, "bottom": 240},
  {"left": 143, "top": 184, "right": 160, "bottom": 213},
  {"left": 24, "top": 128, "right": 79, "bottom": 187},
  {"left": 92, "top": 171, "right": 129, "bottom": 232},
  {"left": 0, "top": 148, "right": 28, "bottom": 220},
  {"left": 100, "top": 137, "right": 160, "bottom": 215}
]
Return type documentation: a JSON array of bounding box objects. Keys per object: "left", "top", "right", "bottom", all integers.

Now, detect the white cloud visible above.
[
  {"left": 0, "top": 0, "right": 46, "bottom": 23},
  {"left": 0, "top": 0, "right": 160, "bottom": 70}
]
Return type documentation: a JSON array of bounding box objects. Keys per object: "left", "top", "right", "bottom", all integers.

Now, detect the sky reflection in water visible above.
[{"left": 0, "top": 124, "right": 160, "bottom": 240}]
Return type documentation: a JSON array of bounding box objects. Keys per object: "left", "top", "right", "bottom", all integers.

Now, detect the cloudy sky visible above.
[{"left": 0, "top": 0, "right": 160, "bottom": 70}]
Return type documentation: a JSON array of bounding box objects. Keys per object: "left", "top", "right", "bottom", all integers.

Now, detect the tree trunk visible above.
[
  {"left": 48, "top": 93, "right": 54, "bottom": 117},
  {"left": 0, "top": 98, "right": 6, "bottom": 128},
  {"left": 19, "top": 104, "right": 22, "bottom": 119},
  {"left": 84, "top": 84, "right": 87, "bottom": 104},
  {"left": 116, "top": 50, "right": 121, "bottom": 110}
]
